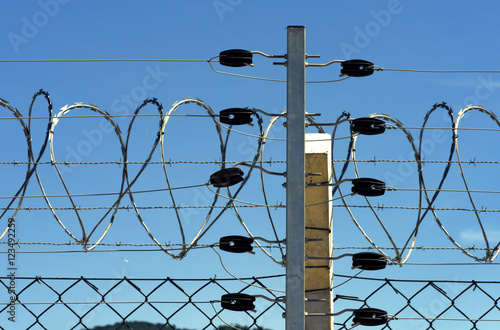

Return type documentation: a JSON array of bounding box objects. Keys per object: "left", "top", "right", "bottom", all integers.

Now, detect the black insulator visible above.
[
  {"left": 351, "top": 178, "right": 386, "bottom": 197},
  {"left": 352, "top": 252, "right": 387, "bottom": 270},
  {"left": 219, "top": 108, "right": 254, "bottom": 125},
  {"left": 351, "top": 117, "right": 386, "bottom": 135},
  {"left": 219, "top": 235, "right": 254, "bottom": 253},
  {"left": 221, "top": 293, "right": 256, "bottom": 312},
  {"left": 219, "top": 49, "right": 253, "bottom": 67},
  {"left": 210, "top": 168, "right": 244, "bottom": 187},
  {"left": 352, "top": 308, "right": 388, "bottom": 326},
  {"left": 341, "top": 59, "right": 375, "bottom": 77}
]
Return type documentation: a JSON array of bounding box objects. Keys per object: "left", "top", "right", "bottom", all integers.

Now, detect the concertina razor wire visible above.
[{"left": 1, "top": 92, "right": 500, "bottom": 265}]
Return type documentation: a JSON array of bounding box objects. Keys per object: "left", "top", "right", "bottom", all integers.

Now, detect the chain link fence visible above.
[
  {"left": 0, "top": 275, "right": 285, "bottom": 330},
  {"left": 334, "top": 275, "right": 500, "bottom": 330},
  {"left": 4, "top": 274, "right": 500, "bottom": 329}
]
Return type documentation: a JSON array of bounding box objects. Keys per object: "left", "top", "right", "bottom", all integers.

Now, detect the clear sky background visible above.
[{"left": 1, "top": 1, "right": 500, "bottom": 329}]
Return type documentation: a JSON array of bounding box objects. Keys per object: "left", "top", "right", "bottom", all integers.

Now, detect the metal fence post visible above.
[{"left": 285, "top": 25, "right": 306, "bottom": 330}]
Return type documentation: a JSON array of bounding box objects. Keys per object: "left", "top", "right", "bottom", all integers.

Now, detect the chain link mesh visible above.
[
  {"left": 0, "top": 275, "right": 285, "bottom": 330},
  {"left": 334, "top": 275, "right": 500, "bottom": 330}
]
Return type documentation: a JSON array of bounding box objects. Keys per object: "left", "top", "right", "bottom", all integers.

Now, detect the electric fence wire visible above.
[
  {"left": 5, "top": 56, "right": 500, "bottom": 80},
  {"left": 372, "top": 65, "right": 500, "bottom": 74},
  {"left": 1, "top": 55, "right": 350, "bottom": 83},
  {"left": 0, "top": 58, "right": 215, "bottom": 63},
  {"left": 207, "top": 56, "right": 351, "bottom": 84}
]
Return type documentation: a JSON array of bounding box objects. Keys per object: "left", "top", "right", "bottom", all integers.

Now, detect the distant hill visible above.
[
  {"left": 87, "top": 322, "right": 189, "bottom": 330},
  {"left": 87, "top": 321, "right": 273, "bottom": 330}
]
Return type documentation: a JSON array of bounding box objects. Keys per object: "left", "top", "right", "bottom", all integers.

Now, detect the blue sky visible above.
[{"left": 1, "top": 1, "right": 500, "bottom": 329}]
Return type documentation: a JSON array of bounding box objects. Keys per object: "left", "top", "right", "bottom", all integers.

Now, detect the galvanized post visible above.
[{"left": 285, "top": 25, "right": 306, "bottom": 330}]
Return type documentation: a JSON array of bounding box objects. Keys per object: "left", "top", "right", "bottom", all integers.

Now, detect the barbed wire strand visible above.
[
  {"left": 1, "top": 241, "right": 494, "bottom": 251},
  {"left": 0, "top": 204, "right": 286, "bottom": 211},
  {"left": 17, "top": 159, "right": 284, "bottom": 165},
  {"left": 5, "top": 158, "right": 500, "bottom": 166}
]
